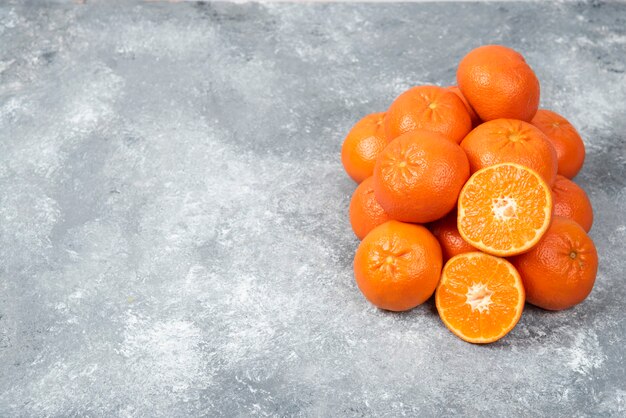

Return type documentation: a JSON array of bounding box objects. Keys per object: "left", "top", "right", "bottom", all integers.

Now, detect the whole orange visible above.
[
  {"left": 447, "top": 85, "right": 480, "bottom": 127},
  {"left": 349, "top": 177, "right": 392, "bottom": 240},
  {"left": 354, "top": 221, "right": 442, "bottom": 311},
  {"left": 531, "top": 109, "right": 585, "bottom": 179},
  {"left": 511, "top": 217, "right": 598, "bottom": 311},
  {"left": 552, "top": 175, "right": 594, "bottom": 232},
  {"left": 384, "top": 85, "right": 472, "bottom": 144},
  {"left": 341, "top": 112, "right": 387, "bottom": 183},
  {"left": 460, "top": 118, "right": 558, "bottom": 186},
  {"left": 373, "top": 129, "right": 470, "bottom": 223},
  {"left": 429, "top": 210, "right": 475, "bottom": 262},
  {"left": 457, "top": 45, "right": 540, "bottom": 122}
]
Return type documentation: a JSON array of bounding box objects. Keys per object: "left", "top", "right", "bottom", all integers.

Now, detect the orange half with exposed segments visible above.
[
  {"left": 436, "top": 252, "right": 525, "bottom": 344},
  {"left": 458, "top": 163, "right": 552, "bottom": 256}
]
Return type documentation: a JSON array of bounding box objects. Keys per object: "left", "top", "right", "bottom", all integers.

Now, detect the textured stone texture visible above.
[{"left": 0, "top": 1, "right": 625, "bottom": 416}]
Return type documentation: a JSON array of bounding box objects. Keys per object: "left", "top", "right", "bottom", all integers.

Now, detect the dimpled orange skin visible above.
[
  {"left": 349, "top": 177, "right": 392, "bottom": 240},
  {"left": 429, "top": 210, "right": 476, "bottom": 262},
  {"left": 447, "top": 85, "right": 480, "bottom": 127},
  {"left": 457, "top": 45, "right": 540, "bottom": 122},
  {"left": 460, "top": 118, "right": 558, "bottom": 186},
  {"left": 354, "top": 221, "right": 442, "bottom": 311},
  {"left": 552, "top": 175, "right": 594, "bottom": 232},
  {"left": 373, "top": 129, "right": 470, "bottom": 223},
  {"left": 341, "top": 112, "right": 387, "bottom": 183},
  {"left": 511, "top": 217, "right": 598, "bottom": 311},
  {"left": 384, "top": 85, "right": 472, "bottom": 144},
  {"left": 531, "top": 109, "right": 586, "bottom": 179}
]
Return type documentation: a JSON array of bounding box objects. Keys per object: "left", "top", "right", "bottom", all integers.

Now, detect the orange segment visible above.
[
  {"left": 435, "top": 252, "right": 525, "bottom": 344},
  {"left": 457, "top": 163, "right": 552, "bottom": 256}
]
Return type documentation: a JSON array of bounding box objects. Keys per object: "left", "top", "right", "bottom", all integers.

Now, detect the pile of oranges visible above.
[{"left": 341, "top": 45, "right": 598, "bottom": 344}]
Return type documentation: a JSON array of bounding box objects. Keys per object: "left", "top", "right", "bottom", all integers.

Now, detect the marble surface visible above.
[{"left": 1, "top": 1, "right": 625, "bottom": 416}]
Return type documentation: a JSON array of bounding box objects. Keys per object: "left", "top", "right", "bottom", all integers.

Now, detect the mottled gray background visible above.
[{"left": 0, "top": 1, "right": 625, "bottom": 416}]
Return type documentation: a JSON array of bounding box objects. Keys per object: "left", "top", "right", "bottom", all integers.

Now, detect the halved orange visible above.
[
  {"left": 436, "top": 252, "right": 525, "bottom": 344},
  {"left": 458, "top": 163, "right": 552, "bottom": 257}
]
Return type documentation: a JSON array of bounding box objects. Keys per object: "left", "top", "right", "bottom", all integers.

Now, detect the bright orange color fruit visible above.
[
  {"left": 373, "top": 129, "right": 470, "bottom": 223},
  {"left": 341, "top": 112, "right": 387, "bottom": 183},
  {"left": 436, "top": 252, "right": 525, "bottom": 344},
  {"left": 552, "top": 175, "right": 594, "bottom": 232},
  {"left": 511, "top": 217, "right": 598, "bottom": 311},
  {"left": 458, "top": 163, "right": 553, "bottom": 257},
  {"left": 447, "top": 85, "right": 480, "bottom": 127},
  {"left": 429, "top": 210, "right": 475, "bottom": 262},
  {"left": 457, "top": 45, "right": 540, "bottom": 122},
  {"left": 531, "top": 109, "right": 586, "bottom": 179},
  {"left": 461, "top": 118, "right": 558, "bottom": 186},
  {"left": 384, "top": 85, "right": 472, "bottom": 144},
  {"left": 349, "top": 177, "right": 392, "bottom": 240},
  {"left": 354, "top": 221, "right": 442, "bottom": 311}
]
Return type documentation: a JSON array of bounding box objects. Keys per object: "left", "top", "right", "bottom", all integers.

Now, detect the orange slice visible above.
[
  {"left": 457, "top": 162, "right": 552, "bottom": 257},
  {"left": 435, "top": 252, "right": 525, "bottom": 344}
]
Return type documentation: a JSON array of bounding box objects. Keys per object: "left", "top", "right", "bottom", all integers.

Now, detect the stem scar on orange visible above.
[
  {"left": 457, "top": 163, "right": 553, "bottom": 257},
  {"left": 354, "top": 221, "right": 442, "bottom": 312},
  {"left": 436, "top": 252, "right": 525, "bottom": 344}
]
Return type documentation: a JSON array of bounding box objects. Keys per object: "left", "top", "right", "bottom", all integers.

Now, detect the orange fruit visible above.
[
  {"left": 354, "top": 221, "right": 442, "bottom": 311},
  {"left": 458, "top": 163, "right": 553, "bottom": 257},
  {"left": 436, "top": 252, "right": 525, "bottom": 344},
  {"left": 349, "top": 177, "right": 392, "bottom": 240},
  {"left": 460, "top": 118, "right": 558, "bottom": 186},
  {"left": 341, "top": 112, "right": 387, "bottom": 183},
  {"left": 429, "top": 210, "right": 475, "bottom": 262},
  {"left": 457, "top": 45, "right": 540, "bottom": 122},
  {"left": 384, "top": 85, "right": 472, "bottom": 144},
  {"left": 531, "top": 109, "right": 586, "bottom": 179},
  {"left": 552, "top": 175, "right": 594, "bottom": 232},
  {"left": 373, "top": 129, "right": 470, "bottom": 223},
  {"left": 447, "top": 85, "right": 480, "bottom": 127},
  {"left": 511, "top": 217, "right": 598, "bottom": 311}
]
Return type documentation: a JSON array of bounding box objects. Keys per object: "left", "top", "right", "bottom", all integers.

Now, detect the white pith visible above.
[
  {"left": 492, "top": 196, "right": 517, "bottom": 221},
  {"left": 465, "top": 283, "right": 494, "bottom": 313}
]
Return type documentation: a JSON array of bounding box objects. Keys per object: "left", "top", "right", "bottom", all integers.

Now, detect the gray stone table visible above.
[{"left": 1, "top": 1, "right": 625, "bottom": 416}]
